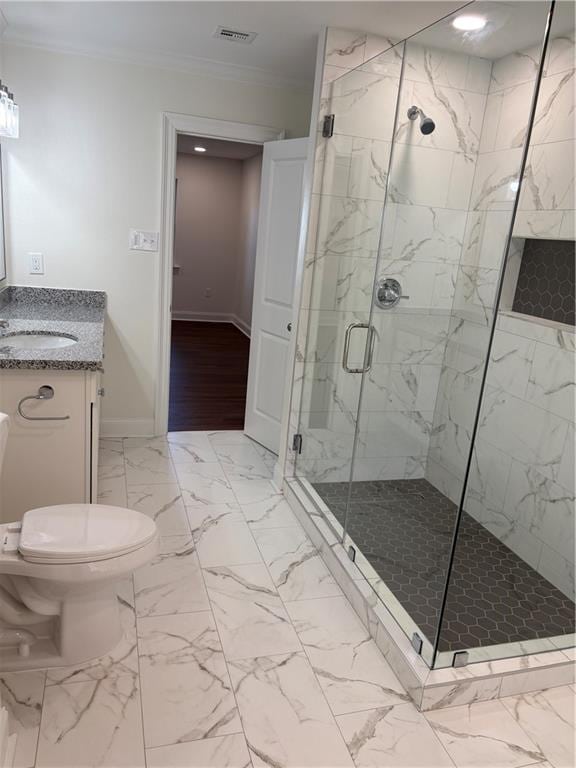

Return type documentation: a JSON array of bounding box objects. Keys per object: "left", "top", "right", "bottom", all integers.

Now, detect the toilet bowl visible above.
[{"left": 0, "top": 504, "right": 158, "bottom": 671}]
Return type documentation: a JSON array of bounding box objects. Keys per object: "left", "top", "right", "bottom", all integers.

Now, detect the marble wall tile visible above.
[
  {"left": 538, "top": 543, "right": 575, "bottom": 601},
  {"left": 325, "top": 28, "right": 366, "bottom": 70},
  {"left": 138, "top": 612, "right": 241, "bottom": 748},
  {"left": 486, "top": 330, "right": 535, "bottom": 399},
  {"left": 425, "top": 699, "right": 545, "bottom": 768},
  {"left": 253, "top": 527, "right": 342, "bottom": 601},
  {"left": 146, "top": 733, "right": 251, "bottom": 768},
  {"left": 330, "top": 68, "right": 399, "bottom": 141},
  {"left": 493, "top": 81, "right": 535, "bottom": 151},
  {"left": 0, "top": 671, "right": 45, "bottom": 768},
  {"left": 372, "top": 312, "right": 450, "bottom": 365},
  {"left": 520, "top": 140, "right": 575, "bottom": 211},
  {"left": 389, "top": 204, "right": 467, "bottom": 264},
  {"left": 525, "top": 342, "right": 575, "bottom": 421},
  {"left": 404, "top": 44, "right": 473, "bottom": 92},
  {"left": 499, "top": 662, "right": 575, "bottom": 698},
  {"left": 461, "top": 210, "right": 514, "bottom": 270},
  {"left": 532, "top": 70, "right": 575, "bottom": 145},
  {"left": 362, "top": 363, "right": 441, "bottom": 412},
  {"left": 315, "top": 195, "right": 384, "bottom": 257},
  {"left": 490, "top": 45, "right": 541, "bottom": 92},
  {"left": 388, "top": 143, "right": 456, "bottom": 207},
  {"left": 545, "top": 32, "right": 576, "bottom": 77},
  {"left": 306, "top": 254, "right": 377, "bottom": 311},
  {"left": 348, "top": 138, "right": 392, "bottom": 200},
  {"left": 559, "top": 210, "right": 575, "bottom": 238},
  {"left": 313, "top": 134, "right": 352, "bottom": 197},
  {"left": 420, "top": 677, "right": 502, "bottom": 711},
  {"left": 228, "top": 653, "right": 354, "bottom": 768},
  {"left": 500, "top": 686, "right": 575, "bottom": 766},
  {"left": 451, "top": 265, "right": 499, "bottom": 326},
  {"left": 376, "top": 258, "right": 459, "bottom": 310},
  {"left": 203, "top": 563, "right": 302, "bottom": 660},
  {"left": 337, "top": 703, "right": 454, "bottom": 768},
  {"left": 134, "top": 535, "right": 210, "bottom": 617},
  {"left": 470, "top": 148, "right": 523, "bottom": 210},
  {"left": 359, "top": 410, "right": 434, "bottom": 460},
  {"left": 36, "top": 675, "right": 144, "bottom": 768},
  {"left": 285, "top": 595, "right": 409, "bottom": 715}
]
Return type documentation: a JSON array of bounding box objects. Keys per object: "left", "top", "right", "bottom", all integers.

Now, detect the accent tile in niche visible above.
[
  {"left": 228, "top": 652, "right": 354, "bottom": 768},
  {"left": 134, "top": 535, "right": 209, "bottom": 617},
  {"left": 203, "top": 563, "right": 302, "bottom": 660},
  {"left": 127, "top": 483, "right": 189, "bottom": 536},
  {"left": 35, "top": 675, "right": 144, "bottom": 768},
  {"left": 337, "top": 702, "right": 454, "bottom": 768},
  {"left": 253, "top": 527, "right": 342, "bottom": 601},
  {"left": 285, "top": 595, "right": 409, "bottom": 715},
  {"left": 241, "top": 494, "right": 301, "bottom": 529},
  {"left": 47, "top": 579, "right": 138, "bottom": 684},
  {"left": 175, "top": 461, "right": 237, "bottom": 507},
  {"left": 0, "top": 671, "right": 45, "bottom": 768},
  {"left": 138, "top": 612, "right": 241, "bottom": 749},
  {"left": 425, "top": 699, "right": 545, "bottom": 768},
  {"left": 146, "top": 734, "right": 251, "bottom": 768}
]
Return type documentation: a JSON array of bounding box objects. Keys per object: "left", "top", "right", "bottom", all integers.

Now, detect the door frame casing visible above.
[{"left": 155, "top": 112, "right": 284, "bottom": 435}]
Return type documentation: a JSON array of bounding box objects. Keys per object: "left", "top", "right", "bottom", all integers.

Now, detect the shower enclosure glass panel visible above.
[
  {"left": 295, "top": 0, "right": 574, "bottom": 670},
  {"left": 295, "top": 42, "right": 405, "bottom": 498}
]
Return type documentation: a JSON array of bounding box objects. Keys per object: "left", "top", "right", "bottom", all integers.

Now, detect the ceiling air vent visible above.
[{"left": 213, "top": 26, "right": 258, "bottom": 44}]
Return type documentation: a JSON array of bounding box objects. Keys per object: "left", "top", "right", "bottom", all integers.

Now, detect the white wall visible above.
[
  {"left": 2, "top": 43, "right": 312, "bottom": 435},
  {"left": 236, "top": 152, "right": 262, "bottom": 331},
  {"left": 172, "top": 153, "right": 243, "bottom": 321}
]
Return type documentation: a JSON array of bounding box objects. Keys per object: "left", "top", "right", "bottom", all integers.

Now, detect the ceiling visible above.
[
  {"left": 177, "top": 135, "right": 262, "bottom": 159},
  {"left": 0, "top": 1, "right": 467, "bottom": 88}
]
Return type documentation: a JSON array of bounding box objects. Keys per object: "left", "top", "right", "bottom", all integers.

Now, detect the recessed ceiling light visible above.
[
  {"left": 452, "top": 14, "right": 487, "bottom": 32},
  {"left": 194, "top": 146, "right": 207, "bottom": 153}
]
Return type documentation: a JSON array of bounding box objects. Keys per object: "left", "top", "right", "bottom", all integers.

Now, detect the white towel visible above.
[{"left": 0, "top": 412, "right": 9, "bottom": 475}]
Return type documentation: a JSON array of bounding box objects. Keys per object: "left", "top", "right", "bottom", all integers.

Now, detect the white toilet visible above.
[{"left": 0, "top": 414, "right": 158, "bottom": 671}]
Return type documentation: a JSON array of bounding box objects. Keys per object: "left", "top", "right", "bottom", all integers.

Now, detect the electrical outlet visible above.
[{"left": 28, "top": 252, "right": 44, "bottom": 275}]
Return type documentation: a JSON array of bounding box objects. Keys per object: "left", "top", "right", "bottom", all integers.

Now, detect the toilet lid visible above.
[{"left": 19, "top": 505, "right": 157, "bottom": 563}]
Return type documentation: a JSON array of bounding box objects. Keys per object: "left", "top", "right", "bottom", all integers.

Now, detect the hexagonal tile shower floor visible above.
[{"left": 313, "top": 478, "right": 575, "bottom": 652}]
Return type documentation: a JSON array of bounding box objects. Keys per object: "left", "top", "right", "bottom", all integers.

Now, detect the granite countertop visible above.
[{"left": 0, "top": 286, "right": 106, "bottom": 371}]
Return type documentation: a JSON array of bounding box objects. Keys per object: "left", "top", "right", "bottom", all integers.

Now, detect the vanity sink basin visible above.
[{"left": 1, "top": 332, "right": 78, "bottom": 349}]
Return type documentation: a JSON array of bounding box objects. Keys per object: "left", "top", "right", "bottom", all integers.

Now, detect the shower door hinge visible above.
[
  {"left": 292, "top": 433, "right": 303, "bottom": 454},
  {"left": 322, "top": 114, "right": 335, "bottom": 138},
  {"left": 452, "top": 651, "right": 469, "bottom": 668},
  {"left": 411, "top": 633, "right": 423, "bottom": 655}
]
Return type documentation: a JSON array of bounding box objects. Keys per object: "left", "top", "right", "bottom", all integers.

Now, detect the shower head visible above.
[{"left": 407, "top": 105, "right": 436, "bottom": 135}]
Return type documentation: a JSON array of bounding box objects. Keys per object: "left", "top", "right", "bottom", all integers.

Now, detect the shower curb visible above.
[{"left": 283, "top": 477, "right": 575, "bottom": 711}]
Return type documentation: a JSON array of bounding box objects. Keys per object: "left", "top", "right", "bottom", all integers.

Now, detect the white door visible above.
[{"left": 245, "top": 138, "right": 308, "bottom": 453}]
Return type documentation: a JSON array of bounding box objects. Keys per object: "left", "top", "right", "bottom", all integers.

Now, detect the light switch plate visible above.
[{"left": 129, "top": 229, "right": 159, "bottom": 252}]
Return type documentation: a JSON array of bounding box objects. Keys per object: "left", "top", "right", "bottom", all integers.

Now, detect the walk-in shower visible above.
[{"left": 288, "top": 0, "right": 575, "bottom": 672}]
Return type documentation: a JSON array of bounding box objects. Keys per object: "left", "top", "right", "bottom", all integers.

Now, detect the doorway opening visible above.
[{"left": 168, "top": 134, "right": 263, "bottom": 432}]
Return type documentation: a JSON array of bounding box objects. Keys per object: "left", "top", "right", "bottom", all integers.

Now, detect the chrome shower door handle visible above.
[{"left": 342, "top": 323, "right": 376, "bottom": 374}]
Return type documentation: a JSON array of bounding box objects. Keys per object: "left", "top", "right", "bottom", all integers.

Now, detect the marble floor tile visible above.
[
  {"left": 127, "top": 483, "right": 190, "bottom": 536},
  {"left": 228, "top": 652, "right": 354, "bottom": 768},
  {"left": 188, "top": 507, "right": 262, "bottom": 567},
  {"left": 134, "top": 536, "right": 209, "bottom": 617},
  {"left": 138, "top": 612, "right": 241, "bottom": 749},
  {"left": 286, "top": 595, "right": 409, "bottom": 714},
  {"left": 214, "top": 443, "right": 271, "bottom": 478},
  {"left": 203, "top": 563, "right": 302, "bottom": 660},
  {"left": 46, "top": 579, "right": 138, "bottom": 685},
  {"left": 501, "top": 686, "right": 575, "bottom": 768},
  {"left": 241, "top": 495, "right": 301, "bottom": 529},
  {"left": 97, "top": 464, "right": 127, "bottom": 507},
  {"left": 253, "top": 527, "right": 342, "bottom": 601},
  {"left": 98, "top": 438, "right": 124, "bottom": 468},
  {"left": 336, "top": 703, "right": 454, "bottom": 768},
  {"left": 175, "top": 462, "right": 237, "bottom": 507},
  {"left": 146, "top": 733, "right": 251, "bottom": 768},
  {"left": 124, "top": 437, "right": 177, "bottom": 486},
  {"left": 35, "top": 674, "right": 144, "bottom": 768},
  {"left": 167, "top": 431, "right": 219, "bottom": 463},
  {"left": 426, "top": 699, "right": 546, "bottom": 768},
  {"left": 0, "top": 671, "right": 45, "bottom": 768},
  {"left": 207, "top": 431, "right": 252, "bottom": 446},
  {"left": 226, "top": 475, "right": 279, "bottom": 504}
]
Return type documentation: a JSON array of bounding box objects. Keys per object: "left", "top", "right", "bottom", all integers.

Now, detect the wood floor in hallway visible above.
[{"left": 168, "top": 320, "right": 250, "bottom": 431}]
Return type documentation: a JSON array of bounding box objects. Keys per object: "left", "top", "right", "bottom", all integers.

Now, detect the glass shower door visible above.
[{"left": 294, "top": 41, "right": 406, "bottom": 535}]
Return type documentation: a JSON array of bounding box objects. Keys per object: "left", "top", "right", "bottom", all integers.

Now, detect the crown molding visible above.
[{"left": 3, "top": 33, "right": 312, "bottom": 91}]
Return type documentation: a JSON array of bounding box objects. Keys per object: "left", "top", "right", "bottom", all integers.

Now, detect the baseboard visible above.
[
  {"left": 171, "top": 310, "right": 251, "bottom": 338},
  {"left": 100, "top": 418, "right": 155, "bottom": 438},
  {"left": 230, "top": 314, "right": 251, "bottom": 338}
]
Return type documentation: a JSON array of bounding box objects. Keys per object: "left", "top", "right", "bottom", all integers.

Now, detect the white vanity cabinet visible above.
[{"left": 0, "top": 369, "right": 101, "bottom": 522}]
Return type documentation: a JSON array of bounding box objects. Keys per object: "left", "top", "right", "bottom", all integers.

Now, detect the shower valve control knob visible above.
[{"left": 375, "top": 278, "right": 409, "bottom": 309}]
